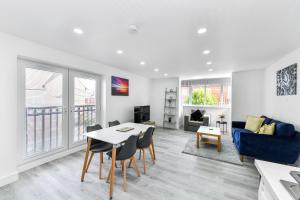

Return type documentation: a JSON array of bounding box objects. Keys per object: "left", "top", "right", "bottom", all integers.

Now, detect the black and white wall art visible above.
[{"left": 276, "top": 63, "right": 297, "bottom": 96}]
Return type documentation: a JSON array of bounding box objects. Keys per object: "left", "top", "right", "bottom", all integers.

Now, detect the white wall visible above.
[
  {"left": 0, "top": 32, "right": 150, "bottom": 187},
  {"left": 264, "top": 47, "right": 300, "bottom": 130},
  {"left": 150, "top": 78, "right": 179, "bottom": 128},
  {"left": 232, "top": 69, "right": 265, "bottom": 121}
]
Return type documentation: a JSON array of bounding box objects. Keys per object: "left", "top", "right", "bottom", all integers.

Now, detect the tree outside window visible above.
[
  {"left": 191, "top": 87, "right": 205, "bottom": 105},
  {"left": 182, "top": 82, "right": 230, "bottom": 106}
]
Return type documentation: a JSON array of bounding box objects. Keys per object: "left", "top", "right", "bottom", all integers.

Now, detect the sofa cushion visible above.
[
  {"left": 275, "top": 122, "right": 295, "bottom": 137},
  {"left": 245, "top": 116, "right": 265, "bottom": 133},
  {"left": 189, "top": 120, "right": 202, "bottom": 127},
  {"left": 259, "top": 123, "right": 275, "bottom": 135},
  {"left": 261, "top": 115, "right": 273, "bottom": 125},
  {"left": 190, "top": 110, "right": 203, "bottom": 121}
]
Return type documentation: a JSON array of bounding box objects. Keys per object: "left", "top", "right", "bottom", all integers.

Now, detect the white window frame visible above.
[
  {"left": 17, "top": 57, "right": 102, "bottom": 165},
  {"left": 182, "top": 82, "right": 231, "bottom": 108}
]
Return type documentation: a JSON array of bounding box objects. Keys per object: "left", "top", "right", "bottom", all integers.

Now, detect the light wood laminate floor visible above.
[{"left": 0, "top": 128, "right": 259, "bottom": 200}]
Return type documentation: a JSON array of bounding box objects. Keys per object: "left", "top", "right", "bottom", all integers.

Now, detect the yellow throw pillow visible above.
[
  {"left": 245, "top": 116, "right": 265, "bottom": 133},
  {"left": 259, "top": 123, "right": 275, "bottom": 135}
]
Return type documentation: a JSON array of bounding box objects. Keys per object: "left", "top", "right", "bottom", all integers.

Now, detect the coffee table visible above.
[{"left": 196, "top": 126, "right": 222, "bottom": 152}]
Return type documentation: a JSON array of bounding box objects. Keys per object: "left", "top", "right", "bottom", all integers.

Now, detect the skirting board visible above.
[
  {"left": 18, "top": 144, "right": 85, "bottom": 173},
  {"left": 0, "top": 172, "right": 18, "bottom": 188}
]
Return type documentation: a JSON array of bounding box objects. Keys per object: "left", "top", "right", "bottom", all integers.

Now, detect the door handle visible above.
[{"left": 70, "top": 106, "right": 75, "bottom": 112}]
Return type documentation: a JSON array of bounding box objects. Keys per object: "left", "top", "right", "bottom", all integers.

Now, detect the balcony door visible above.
[
  {"left": 20, "top": 59, "right": 68, "bottom": 160},
  {"left": 69, "top": 71, "right": 101, "bottom": 147},
  {"left": 19, "top": 58, "right": 101, "bottom": 161}
]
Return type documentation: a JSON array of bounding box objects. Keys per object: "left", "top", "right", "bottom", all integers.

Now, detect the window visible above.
[
  {"left": 181, "top": 86, "right": 190, "bottom": 104},
  {"left": 181, "top": 78, "right": 231, "bottom": 107},
  {"left": 19, "top": 58, "right": 101, "bottom": 161},
  {"left": 191, "top": 85, "right": 205, "bottom": 105},
  {"left": 205, "top": 84, "right": 221, "bottom": 106}
]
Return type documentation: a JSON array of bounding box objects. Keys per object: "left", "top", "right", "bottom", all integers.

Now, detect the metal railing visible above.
[
  {"left": 73, "top": 105, "right": 96, "bottom": 142},
  {"left": 26, "top": 105, "right": 96, "bottom": 156}
]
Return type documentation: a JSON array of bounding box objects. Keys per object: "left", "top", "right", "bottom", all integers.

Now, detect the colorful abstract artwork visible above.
[
  {"left": 111, "top": 76, "right": 129, "bottom": 96},
  {"left": 276, "top": 63, "right": 297, "bottom": 96}
]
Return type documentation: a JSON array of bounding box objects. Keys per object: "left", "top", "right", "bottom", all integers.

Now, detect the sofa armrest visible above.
[
  {"left": 202, "top": 116, "right": 209, "bottom": 126},
  {"left": 232, "top": 121, "right": 246, "bottom": 129},
  {"left": 184, "top": 115, "right": 190, "bottom": 131}
]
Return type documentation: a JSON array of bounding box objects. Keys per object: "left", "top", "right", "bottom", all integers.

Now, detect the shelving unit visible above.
[{"left": 163, "top": 88, "right": 177, "bottom": 129}]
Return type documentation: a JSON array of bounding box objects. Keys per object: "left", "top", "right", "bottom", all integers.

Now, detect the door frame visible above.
[
  {"left": 17, "top": 57, "right": 102, "bottom": 165},
  {"left": 17, "top": 58, "right": 69, "bottom": 164},
  {"left": 68, "top": 70, "right": 101, "bottom": 148}
]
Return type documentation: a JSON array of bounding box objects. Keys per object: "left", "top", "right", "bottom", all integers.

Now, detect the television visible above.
[
  {"left": 134, "top": 105, "right": 150, "bottom": 123},
  {"left": 111, "top": 76, "right": 129, "bottom": 96}
]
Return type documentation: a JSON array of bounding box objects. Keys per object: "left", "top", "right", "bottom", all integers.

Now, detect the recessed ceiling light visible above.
[
  {"left": 206, "top": 61, "right": 212, "bottom": 65},
  {"left": 197, "top": 28, "right": 207, "bottom": 34},
  {"left": 203, "top": 50, "right": 210, "bottom": 55},
  {"left": 164, "top": 73, "right": 168, "bottom": 77},
  {"left": 154, "top": 68, "right": 159, "bottom": 72},
  {"left": 73, "top": 28, "right": 84, "bottom": 35},
  {"left": 140, "top": 61, "right": 146, "bottom": 65},
  {"left": 116, "top": 50, "right": 123, "bottom": 54},
  {"left": 208, "top": 68, "right": 213, "bottom": 72}
]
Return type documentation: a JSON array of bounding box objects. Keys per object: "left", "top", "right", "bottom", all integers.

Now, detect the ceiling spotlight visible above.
[
  {"left": 203, "top": 50, "right": 210, "bottom": 55},
  {"left": 197, "top": 28, "right": 207, "bottom": 34},
  {"left": 164, "top": 73, "right": 168, "bottom": 76},
  {"left": 206, "top": 61, "right": 212, "bottom": 65},
  {"left": 154, "top": 68, "right": 159, "bottom": 72},
  {"left": 128, "top": 24, "right": 138, "bottom": 34},
  {"left": 73, "top": 28, "right": 84, "bottom": 35},
  {"left": 116, "top": 50, "right": 123, "bottom": 54},
  {"left": 140, "top": 61, "right": 146, "bottom": 65},
  {"left": 208, "top": 68, "right": 213, "bottom": 72}
]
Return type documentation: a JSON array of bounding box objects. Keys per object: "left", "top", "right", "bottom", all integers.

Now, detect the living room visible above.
[{"left": 0, "top": 1, "right": 300, "bottom": 200}]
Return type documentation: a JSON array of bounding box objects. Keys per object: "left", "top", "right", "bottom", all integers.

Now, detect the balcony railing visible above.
[{"left": 25, "top": 105, "right": 96, "bottom": 156}]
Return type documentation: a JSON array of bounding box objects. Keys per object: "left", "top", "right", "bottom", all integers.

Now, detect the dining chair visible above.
[
  {"left": 106, "top": 135, "right": 141, "bottom": 192},
  {"left": 108, "top": 120, "right": 120, "bottom": 127},
  {"left": 135, "top": 127, "right": 155, "bottom": 174},
  {"left": 84, "top": 124, "right": 113, "bottom": 180}
]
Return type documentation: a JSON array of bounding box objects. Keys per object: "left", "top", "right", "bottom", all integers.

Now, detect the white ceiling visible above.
[{"left": 0, "top": 0, "right": 299, "bottom": 78}]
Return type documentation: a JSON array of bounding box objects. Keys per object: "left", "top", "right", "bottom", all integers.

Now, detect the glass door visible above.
[
  {"left": 69, "top": 70, "right": 100, "bottom": 147},
  {"left": 20, "top": 59, "right": 68, "bottom": 159}
]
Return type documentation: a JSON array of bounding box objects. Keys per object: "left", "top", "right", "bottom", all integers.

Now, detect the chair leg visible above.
[
  {"left": 151, "top": 142, "right": 156, "bottom": 160},
  {"left": 142, "top": 148, "right": 146, "bottom": 174},
  {"left": 99, "top": 152, "right": 103, "bottom": 179},
  {"left": 139, "top": 149, "right": 142, "bottom": 160},
  {"left": 131, "top": 157, "right": 141, "bottom": 177},
  {"left": 81, "top": 138, "right": 92, "bottom": 182},
  {"left": 100, "top": 152, "right": 104, "bottom": 164},
  {"left": 85, "top": 152, "right": 94, "bottom": 173},
  {"left": 149, "top": 146, "right": 155, "bottom": 164},
  {"left": 122, "top": 160, "right": 127, "bottom": 192},
  {"left": 128, "top": 158, "right": 132, "bottom": 168}
]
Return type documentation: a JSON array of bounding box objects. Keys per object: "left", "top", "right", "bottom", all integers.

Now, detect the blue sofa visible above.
[{"left": 232, "top": 116, "right": 300, "bottom": 164}]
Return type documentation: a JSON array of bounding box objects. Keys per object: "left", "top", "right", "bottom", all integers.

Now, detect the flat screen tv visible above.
[{"left": 111, "top": 76, "right": 129, "bottom": 96}]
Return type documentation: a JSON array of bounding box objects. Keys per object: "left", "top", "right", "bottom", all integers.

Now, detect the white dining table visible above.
[{"left": 80, "top": 122, "right": 154, "bottom": 199}]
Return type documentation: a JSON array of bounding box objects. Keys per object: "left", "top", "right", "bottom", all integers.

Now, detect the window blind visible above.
[{"left": 181, "top": 78, "right": 231, "bottom": 87}]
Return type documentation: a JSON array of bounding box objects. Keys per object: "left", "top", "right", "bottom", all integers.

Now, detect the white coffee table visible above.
[{"left": 196, "top": 126, "right": 222, "bottom": 152}]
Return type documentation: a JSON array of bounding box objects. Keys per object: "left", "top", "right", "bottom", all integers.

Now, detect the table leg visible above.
[
  {"left": 217, "top": 136, "right": 221, "bottom": 152},
  {"left": 196, "top": 133, "right": 200, "bottom": 148},
  {"left": 109, "top": 146, "right": 116, "bottom": 199},
  {"left": 81, "top": 138, "right": 91, "bottom": 182}
]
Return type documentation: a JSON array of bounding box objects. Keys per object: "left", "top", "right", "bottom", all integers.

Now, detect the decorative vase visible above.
[{"left": 219, "top": 114, "right": 225, "bottom": 122}]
